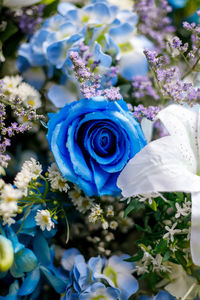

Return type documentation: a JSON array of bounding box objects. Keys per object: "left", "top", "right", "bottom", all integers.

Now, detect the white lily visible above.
[
  {"left": 117, "top": 104, "right": 200, "bottom": 266},
  {"left": 3, "top": 0, "right": 40, "bottom": 7}
]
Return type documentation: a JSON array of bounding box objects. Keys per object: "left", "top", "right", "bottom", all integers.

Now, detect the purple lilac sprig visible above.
[
  {"left": 0, "top": 82, "right": 44, "bottom": 168},
  {"left": 69, "top": 50, "right": 121, "bottom": 101},
  {"left": 133, "top": 104, "right": 161, "bottom": 121},
  {"left": 132, "top": 75, "right": 159, "bottom": 100},
  {"left": 7, "top": 4, "right": 45, "bottom": 35},
  {"left": 144, "top": 35, "right": 200, "bottom": 106},
  {"left": 134, "top": 0, "right": 174, "bottom": 49}
]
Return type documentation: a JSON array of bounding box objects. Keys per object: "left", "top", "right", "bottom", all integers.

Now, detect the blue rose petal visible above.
[{"left": 47, "top": 97, "right": 146, "bottom": 196}]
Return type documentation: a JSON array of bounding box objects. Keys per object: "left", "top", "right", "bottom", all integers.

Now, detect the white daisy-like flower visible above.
[
  {"left": 88, "top": 204, "right": 103, "bottom": 223},
  {"left": 22, "top": 158, "right": 42, "bottom": 178},
  {"left": 1, "top": 184, "right": 22, "bottom": 203},
  {"left": 1, "top": 75, "right": 22, "bottom": 95},
  {"left": 110, "top": 220, "right": 118, "bottom": 230},
  {"left": 35, "top": 209, "right": 55, "bottom": 231},
  {"left": 48, "top": 163, "right": 69, "bottom": 193},
  {"left": 16, "top": 82, "right": 41, "bottom": 109},
  {"left": 14, "top": 158, "right": 42, "bottom": 195},
  {"left": 0, "top": 184, "right": 22, "bottom": 226},
  {"left": 106, "top": 205, "right": 114, "bottom": 217}
]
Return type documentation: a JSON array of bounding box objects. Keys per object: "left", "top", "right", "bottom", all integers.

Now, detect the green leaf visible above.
[
  {"left": 43, "top": 0, "right": 59, "bottom": 17},
  {"left": 124, "top": 250, "right": 144, "bottom": 262},
  {"left": 0, "top": 21, "right": 18, "bottom": 43},
  {"left": 123, "top": 198, "right": 144, "bottom": 218},
  {"left": 40, "top": 0, "right": 55, "bottom": 4},
  {"left": 175, "top": 251, "right": 187, "bottom": 267},
  {"left": 149, "top": 199, "right": 157, "bottom": 211},
  {"left": 154, "top": 239, "right": 168, "bottom": 254},
  {"left": 162, "top": 250, "right": 172, "bottom": 262},
  {"left": 184, "top": 0, "right": 200, "bottom": 17}
]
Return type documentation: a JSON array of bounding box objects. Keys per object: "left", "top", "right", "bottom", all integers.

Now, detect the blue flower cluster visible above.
[
  {"left": 17, "top": 0, "right": 152, "bottom": 95},
  {"left": 0, "top": 205, "right": 66, "bottom": 299},
  {"left": 61, "top": 248, "right": 139, "bottom": 300}
]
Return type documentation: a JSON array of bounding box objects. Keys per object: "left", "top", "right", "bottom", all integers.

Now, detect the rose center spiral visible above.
[{"left": 92, "top": 127, "right": 115, "bottom": 156}]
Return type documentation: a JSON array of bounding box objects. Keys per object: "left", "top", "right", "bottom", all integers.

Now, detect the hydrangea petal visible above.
[{"left": 18, "top": 267, "right": 40, "bottom": 296}]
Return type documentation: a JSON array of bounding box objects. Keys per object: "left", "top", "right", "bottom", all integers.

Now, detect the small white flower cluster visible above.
[
  {"left": 135, "top": 245, "right": 172, "bottom": 275},
  {"left": 88, "top": 204, "right": 103, "bottom": 223},
  {"left": 14, "top": 158, "right": 42, "bottom": 195},
  {"left": 48, "top": 163, "right": 70, "bottom": 193},
  {"left": 138, "top": 192, "right": 167, "bottom": 205},
  {"left": 1, "top": 75, "right": 41, "bottom": 109},
  {"left": 88, "top": 204, "right": 118, "bottom": 231},
  {"left": 68, "top": 186, "right": 93, "bottom": 213},
  {"left": 35, "top": 209, "right": 55, "bottom": 231},
  {"left": 175, "top": 199, "right": 191, "bottom": 219},
  {"left": 0, "top": 182, "right": 22, "bottom": 226}
]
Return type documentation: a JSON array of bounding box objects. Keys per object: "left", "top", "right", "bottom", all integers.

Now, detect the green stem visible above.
[
  {"left": 62, "top": 207, "right": 70, "bottom": 244},
  {"left": 182, "top": 46, "right": 200, "bottom": 80},
  {"left": 191, "top": 266, "right": 200, "bottom": 284},
  {"left": 40, "top": 175, "right": 49, "bottom": 199}
]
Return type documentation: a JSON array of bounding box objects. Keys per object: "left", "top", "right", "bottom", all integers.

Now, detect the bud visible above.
[{"left": 0, "top": 235, "right": 14, "bottom": 272}]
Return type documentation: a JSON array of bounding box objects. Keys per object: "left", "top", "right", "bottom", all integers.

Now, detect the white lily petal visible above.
[
  {"left": 117, "top": 136, "right": 200, "bottom": 197},
  {"left": 191, "top": 192, "right": 200, "bottom": 266},
  {"left": 157, "top": 104, "right": 199, "bottom": 162},
  {"left": 141, "top": 117, "right": 154, "bottom": 143}
]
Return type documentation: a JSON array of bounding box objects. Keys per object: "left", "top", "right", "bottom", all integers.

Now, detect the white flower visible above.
[
  {"left": 48, "top": 163, "right": 70, "bottom": 193},
  {"left": 0, "top": 184, "right": 22, "bottom": 226},
  {"left": 110, "top": 221, "right": 118, "bottom": 230},
  {"left": 106, "top": 205, "right": 114, "bottom": 217},
  {"left": 22, "top": 157, "right": 42, "bottom": 178},
  {"left": 16, "top": 82, "right": 41, "bottom": 109},
  {"left": 175, "top": 199, "right": 191, "bottom": 218},
  {"left": 3, "top": 0, "right": 40, "bottom": 7},
  {"left": 14, "top": 158, "right": 42, "bottom": 195},
  {"left": 117, "top": 104, "right": 200, "bottom": 266},
  {"left": 88, "top": 204, "right": 103, "bottom": 223},
  {"left": 1, "top": 75, "right": 22, "bottom": 95},
  {"left": 163, "top": 222, "right": 182, "bottom": 243},
  {"left": 138, "top": 192, "right": 166, "bottom": 205},
  {"left": 35, "top": 209, "right": 55, "bottom": 231},
  {"left": 152, "top": 254, "right": 172, "bottom": 273},
  {"left": 102, "top": 220, "right": 109, "bottom": 230},
  {"left": 135, "top": 264, "right": 149, "bottom": 275}
]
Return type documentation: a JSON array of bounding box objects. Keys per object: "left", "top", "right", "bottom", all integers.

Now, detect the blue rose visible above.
[{"left": 47, "top": 97, "right": 146, "bottom": 196}]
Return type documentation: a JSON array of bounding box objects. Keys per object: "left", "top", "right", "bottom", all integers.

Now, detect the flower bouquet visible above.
[{"left": 1, "top": 0, "right": 200, "bottom": 299}]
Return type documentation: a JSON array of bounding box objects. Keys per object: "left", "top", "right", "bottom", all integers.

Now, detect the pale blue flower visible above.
[
  {"left": 17, "top": 0, "right": 152, "bottom": 107},
  {"left": 89, "top": 254, "right": 138, "bottom": 300}
]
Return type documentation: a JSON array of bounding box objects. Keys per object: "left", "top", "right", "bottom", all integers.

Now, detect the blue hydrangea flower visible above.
[
  {"left": 80, "top": 283, "right": 120, "bottom": 300},
  {"left": 61, "top": 248, "right": 138, "bottom": 300},
  {"left": 17, "top": 0, "right": 152, "bottom": 105},
  {"left": 89, "top": 254, "right": 138, "bottom": 300},
  {"left": 47, "top": 96, "right": 146, "bottom": 196}
]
